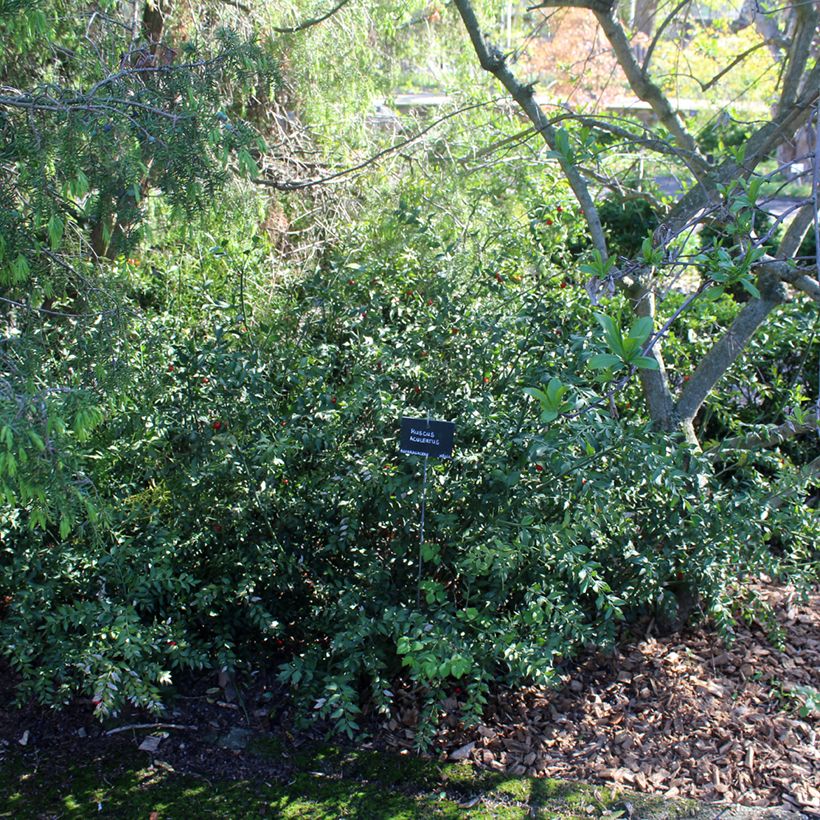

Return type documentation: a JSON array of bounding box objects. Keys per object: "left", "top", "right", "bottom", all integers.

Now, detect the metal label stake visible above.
[
  {"left": 416, "top": 412, "right": 430, "bottom": 606},
  {"left": 398, "top": 412, "right": 455, "bottom": 608}
]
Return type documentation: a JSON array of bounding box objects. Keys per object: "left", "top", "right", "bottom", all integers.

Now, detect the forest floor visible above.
[{"left": 1, "top": 582, "right": 817, "bottom": 819}]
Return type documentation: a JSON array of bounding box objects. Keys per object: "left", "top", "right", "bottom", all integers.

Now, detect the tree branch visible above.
[
  {"left": 707, "top": 412, "right": 819, "bottom": 455},
  {"left": 776, "top": 1, "right": 817, "bottom": 112},
  {"left": 758, "top": 255, "right": 820, "bottom": 302},
  {"left": 730, "top": 0, "right": 788, "bottom": 57},
  {"left": 255, "top": 99, "right": 493, "bottom": 190},
  {"left": 778, "top": 202, "right": 814, "bottom": 257},
  {"left": 592, "top": 7, "right": 708, "bottom": 176},
  {"left": 641, "top": 0, "right": 689, "bottom": 74},
  {"left": 627, "top": 280, "right": 676, "bottom": 431},
  {"left": 528, "top": 0, "right": 613, "bottom": 11},
  {"left": 675, "top": 272, "right": 789, "bottom": 424},
  {"left": 271, "top": 0, "right": 354, "bottom": 34},
  {"left": 662, "top": 61, "right": 820, "bottom": 240},
  {"left": 699, "top": 41, "right": 769, "bottom": 93},
  {"left": 453, "top": 0, "right": 608, "bottom": 258}
]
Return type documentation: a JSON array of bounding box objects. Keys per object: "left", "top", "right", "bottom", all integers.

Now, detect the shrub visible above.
[{"left": 2, "top": 181, "right": 814, "bottom": 742}]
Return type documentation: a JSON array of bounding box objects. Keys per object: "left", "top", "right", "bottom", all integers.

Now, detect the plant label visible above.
[{"left": 400, "top": 417, "right": 455, "bottom": 459}]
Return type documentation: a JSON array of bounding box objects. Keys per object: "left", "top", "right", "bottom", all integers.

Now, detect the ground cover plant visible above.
[{"left": 1, "top": 0, "right": 818, "bottom": 788}]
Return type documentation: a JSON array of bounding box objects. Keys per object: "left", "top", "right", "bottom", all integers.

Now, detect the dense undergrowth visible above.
[
  {"left": 2, "top": 169, "right": 817, "bottom": 741},
  {"left": 1, "top": 0, "right": 817, "bottom": 746}
]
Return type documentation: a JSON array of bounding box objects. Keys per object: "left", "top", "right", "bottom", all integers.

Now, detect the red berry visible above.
[
  {"left": 483, "top": 376, "right": 490, "bottom": 384},
  {"left": 212, "top": 420, "right": 222, "bottom": 431},
  {"left": 427, "top": 299, "right": 433, "bottom": 306},
  {"left": 495, "top": 273, "right": 502, "bottom": 282},
  {"left": 282, "top": 478, "right": 289, "bottom": 485},
  {"left": 167, "top": 364, "right": 174, "bottom": 372},
  {"left": 683, "top": 375, "right": 691, "bottom": 382},
  {"left": 535, "top": 464, "right": 543, "bottom": 472},
  {"left": 556, "top": 205, "right": 563, "bottom": 213},
  {"left": 453, "top": 686, "right": 463, "bottom": 696},
  {"left": 451, "top": 328, "right": 458, "bottom": 335},
  {"left": 348, "top": 278, "right": 355, "bottom": 285},
  {"left": 546, "top": 218, "right": 554, "bottom": 226},
  {"left": 331, "top": 396, "right": 337, "bottom": 404},
  {"left": 361, "top": 310, "right": 367, "bottom": 317},
  {"left": 202, "top": 377, "right": 209, "bottom": 384},
  {"left": 560, "top": 281, "right": 568, "bottom": 289},
  {"left": 406, "top": 290, "right": 414, "bottom": 296},
  {"left": 414, "top": 386, "right": 421, "bottom": 393},
  {"left": 167, "top": 640, "right": 177, "bottom": 646}
]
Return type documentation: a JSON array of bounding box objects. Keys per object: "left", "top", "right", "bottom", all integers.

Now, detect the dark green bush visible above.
[{"left": 2, "top": 182, "right": 815, "bottom": 743}]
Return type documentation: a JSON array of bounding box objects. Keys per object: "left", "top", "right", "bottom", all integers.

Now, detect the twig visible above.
[
  {"left": 103, "top": 722, "right": 197, "bottom": 736},
  {"left": 271, "top": 0, "right": 354, "bottom": 34},
  {"left": 255, "top": 99, "right": 497, "bottom": 190}
]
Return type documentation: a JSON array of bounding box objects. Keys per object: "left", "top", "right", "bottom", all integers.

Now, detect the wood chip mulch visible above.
[{"left": 382, "top": 584, "right": 819, "bottom": 813}]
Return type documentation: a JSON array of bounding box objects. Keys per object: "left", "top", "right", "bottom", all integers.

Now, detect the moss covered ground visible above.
[{"left": 0, "top": 740, "right": 708, "bottom": 819}]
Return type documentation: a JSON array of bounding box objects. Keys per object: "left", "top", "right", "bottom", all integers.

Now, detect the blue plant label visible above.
[{"left": 400, "top": 417, "right": 455, "bottom": 459}]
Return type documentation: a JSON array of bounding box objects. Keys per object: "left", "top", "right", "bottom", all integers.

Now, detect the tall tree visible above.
[{"left": 452, "top": 0, "right": 819, "bottom": 461}]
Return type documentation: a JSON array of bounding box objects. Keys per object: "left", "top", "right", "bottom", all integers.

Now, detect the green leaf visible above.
[
  {"left": 595, "top": 313, "right": 624, "bottom": 356},
  {"left": 738, "top": 277, "right": 760, "bottom": 299},
  {"left": 11, "top": 254, "right": 30, "bottom": 283},
  {"left": 237, "top": 148, "right": 258, "bottom": 179},
  {"left": 627, "top": 316, "right": 653, "bottom": 344},
  {"left": 523, "top": 387, "right": 548, "bottom": 404},
  {"left": 588, "top": 353, "right": 622, "bottom": 370},
  {"left": 633, "top": 355, "right": 659, "bottom": 370},
  {"left": 545, "top": 377, "right": 565, "bottom": 405}
]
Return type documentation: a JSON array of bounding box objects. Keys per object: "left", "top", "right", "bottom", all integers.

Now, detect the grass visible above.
[{"left": 0, "top": 741, "right": 708, "bottom": 819}]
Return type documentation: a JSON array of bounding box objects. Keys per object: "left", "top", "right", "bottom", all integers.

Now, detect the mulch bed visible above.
[
  {"left": 2, "top": 582, "right": 817, "bottom": 814},
  {"left": 382, "top": 583, "right": 819, "bottom": 814}
]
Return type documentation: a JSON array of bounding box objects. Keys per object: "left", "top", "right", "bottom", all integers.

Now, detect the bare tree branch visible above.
[
  {"left": 592, "top": 7, "right": 708, "bottom": 176},
  {"left": 453, "top": 0, "right": 609, "bottom": 257},
  {"left": 776, "top": 1, "right": 818, "bottom": 112},
  {"left": 626, "top": 281, "right": 676, "bottom": 431},
  {"left": 755, "top": 254, "right": 820, "bottom": 302},
  {"left": 707, "top": 412, "right": 819, "bottom": 455},
  {"left": 271, "top": 0, "right": 354, "bottom": 34},
  {"left": 730, "top": 0, "right": 788, "bottom": 57},
  {"left": 778, "top": 202, "right": 814, "bottom": 257},
  {"left": 528, "top": 0, "right": 612, "bottom": 11},
  {"left": 641, "top": 0, "right": 689, "bottom": 74},
  {"left": 255, "top": 99, "right": 494, "bottom": 190},
  {"left": 675, "top": 272, "right": 789, "bottom": 425},
  {"left": 662, "top": 61, "right": 820, "bottom": 240},
  {"left": 699, "top": 41, "right": 769, "bottom": 92}
]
